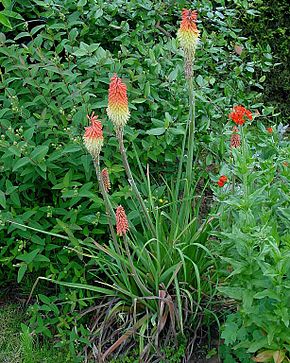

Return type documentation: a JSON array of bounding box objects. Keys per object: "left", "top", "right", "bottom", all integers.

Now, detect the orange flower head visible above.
[
  {"left": 229, "top": 105, "right": 252, "bottom": 126},
  {"left": 217, "top": 175, "right": 228, "bottom": 187},
  {"left": 230, "top": 127, "right": 241, "bottom": 148},
  {"left": 116, "top": 205, "right": 129, "bottom": 236},
  {"left": 107, "top": 74, "right": 130, "bottom": 130},
  {"left": 177, "top": 9, "right": 199, "bottom": 55},
  {"left": 267, "top": 127, "right": 273, "bottom": 134},
  {"left": 83, "top": 112, "right": 103, "bottom": 157},
  {"left": 101, "top": 168, "right": 111, "bottom": 193}
]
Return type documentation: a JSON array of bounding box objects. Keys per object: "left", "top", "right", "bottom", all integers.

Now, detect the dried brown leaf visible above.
[{"left": 253, "top": 350, "right": 274, "bottom": 362}]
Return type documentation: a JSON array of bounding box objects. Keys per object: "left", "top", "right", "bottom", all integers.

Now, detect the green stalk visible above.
[
  {"left": 117, "top": 129, "right": 155, "bottom": 236},
  {"left": 240, "top": 126, "right": 249, "bottom": 198},
  {"left": 186, "top": 77, "right": 195, "bottom": 188},
  {"left": 179, "top": 76, "right": 195, "bottom": 227},
  {"left": 93, "top": 156, "right": 120, "bottom": 254},
  {"left": 175, "top": 112, "right": 190, "bottom": 200}
]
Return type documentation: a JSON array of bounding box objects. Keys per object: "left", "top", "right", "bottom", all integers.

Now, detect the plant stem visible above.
[
  {"left": 117, "top": 129, "right": 155, "bottom": 236},
  {"left": 186, "top": 76, "right": 195, "bottom": 187},
  {"left": 240, "top": 126, "right": 249, "bottom": 198},
  {"left": 93, "top": 157, "right": 120, "bottom": 254}
]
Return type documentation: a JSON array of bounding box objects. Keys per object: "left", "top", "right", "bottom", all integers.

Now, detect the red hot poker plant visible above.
[
  {"left": 101, "top": 168, "right": 111, "bottom": 193},
  {"left": 116, "top": 205, "right": 129, "bottom": 236},
  {"left": 107, "top": 74, "right": 130, "bottom": 133},
  {"left": 177, "top": 9, "right": 199, "bottom": 56},
  {"left": 177, "top": 9, "right": 200, "bottom": 79},
  {"left": 83, "top": 113, "right": 103, "bottom": 158}
]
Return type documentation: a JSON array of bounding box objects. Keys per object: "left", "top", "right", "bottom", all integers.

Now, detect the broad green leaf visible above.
[
  {"left": 30, "top": 145, "right": 49, "bottom": 161},
  {"left": 221, "top": 322, "right": 239, "bottom": 345},
  {"left": 17, "top": 264, "right": 27, "bottom": 283},
  {"left": 16, "top": 249, "right": 40, "bottom": 264},
  {"left": 146, "top": 127, "right": 166, "bottom": 136},
  {"left": 0, "top": 13, "right": 12, "bottom": 28},
  {"left": 0, "top": 190, "right": 6, "bottom": 208},
  {"left": 12, "top": 157, "right": 31, "bottom": 171}
]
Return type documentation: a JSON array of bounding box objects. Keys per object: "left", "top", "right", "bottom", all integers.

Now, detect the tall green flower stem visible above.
[
  {"left": 240, "top": 126, "right": 249, "bottom": 198},
  {"left": 93, "top": 156, "right": 120, "bottom": 254},
  {"left": 116, "top": 129, "right": 155, "bottom": 236},
  {"left": 186, "top": 76, "right": 196, "bottom": 188},
  {"left": 175, "top": 75, "right": 195, "bottom": 204}
]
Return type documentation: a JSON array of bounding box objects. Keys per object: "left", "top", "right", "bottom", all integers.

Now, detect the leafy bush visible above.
[
  {"left": 214, "top": 119, "right": 290, "bottom": 361},
  {"left": 0, "top": 0, "right": 284, "bottom": 360},
  {"left": 0, "top": 0, "right": 274, "bottom": 286}
]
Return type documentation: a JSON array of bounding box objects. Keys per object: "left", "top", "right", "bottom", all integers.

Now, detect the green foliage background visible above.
[
  {"left": 0, "top": 0, "right": 276, "bottom": 284},
  {"left": 239, "top": 0, "right": 290, "bottom": 120},
  {"left": 0, "top": 0, "right": 288, "bottom": 359}
]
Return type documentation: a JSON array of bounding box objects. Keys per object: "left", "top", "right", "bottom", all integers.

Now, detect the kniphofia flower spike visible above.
[
  {"left": 116, "top": 205, "right": 129, "bottom": 236},
  {"left": 177, "top": 9, "right": 200, "bottom": 56},
  {"left": 83, "top": 112, "right": 104, "bottom": 158},
  {"left": 107, "top": 74, "right": 130, "bottom": 130},
  {"left": 101, "top": 168, "right": 111, "bottom": 193}
]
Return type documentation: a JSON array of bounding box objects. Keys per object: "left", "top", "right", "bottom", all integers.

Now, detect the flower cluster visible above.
[
  {"left": 230, "top": 126, "right": 241, "bottom": 148},
  {"left": 177, "top": 9, "right": 200, "bottom": 78},
  {"left": 217, "top": 175, "right": 228, "bottom": 187},
  {"left": 229, "top": 105, "right": 252, "bottom": 126},
  {"left": 116, "top": 205, "right": 129, "bottom": 236},
  {"left": 101, "top": 168, "right": 111, "bottom": 193},
  {"left": 83, "top": 113, "right": 103, "bottom": 158},
  {"left": 107, "top": 74, "right": 130, "bottom": 131},
  {"left": 177, "top": 9, "right": 199, "bottom": 55}
]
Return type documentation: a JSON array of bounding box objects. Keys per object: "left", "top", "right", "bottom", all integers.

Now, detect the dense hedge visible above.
[{"left": 240, "top": 0, "right": 290, "bottom": 120}]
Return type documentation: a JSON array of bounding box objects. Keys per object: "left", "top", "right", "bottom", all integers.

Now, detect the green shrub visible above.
[
  {"left": 214, "top": 119, "right": 290, "bottom": 361},
  {"left": 238, "top": 0, "right": 290, "bottom": 120}
]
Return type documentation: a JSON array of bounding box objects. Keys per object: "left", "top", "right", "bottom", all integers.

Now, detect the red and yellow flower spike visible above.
[
  {"left": 83, "top": 112, "right": 104, "bottom": 158},
  {"left": 116, "top": 205, "right": 129, "bottom": 236},
  {"left": 107, "top": 74, "right": 130, "bottom": 130},
  {"left": 177, "top": 9, "right": 200, "bottom": 56}
]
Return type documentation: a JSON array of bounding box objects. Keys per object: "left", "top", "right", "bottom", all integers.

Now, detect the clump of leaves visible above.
[{"left": 214, "top": 118, "right": 290, "bottom": 361}]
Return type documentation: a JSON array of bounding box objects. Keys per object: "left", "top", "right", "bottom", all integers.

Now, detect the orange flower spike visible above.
[
  {"left": 116, "top": 205, "right": 129, "bottom": 236},
  {"left": 83, "top": 113, "right": 104, "bottom": 157},
  {"left": 267, "top": 127, "right": 273, "bottom": 134},
  {"left": 177, "top": 9, "right": 200, "bottom": 55},
  {"left": 107, "top": 74, "right": 130, "bottom": 130},
  {"left": 101, "top": 168, "right": 111, "bottom": 193}
]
